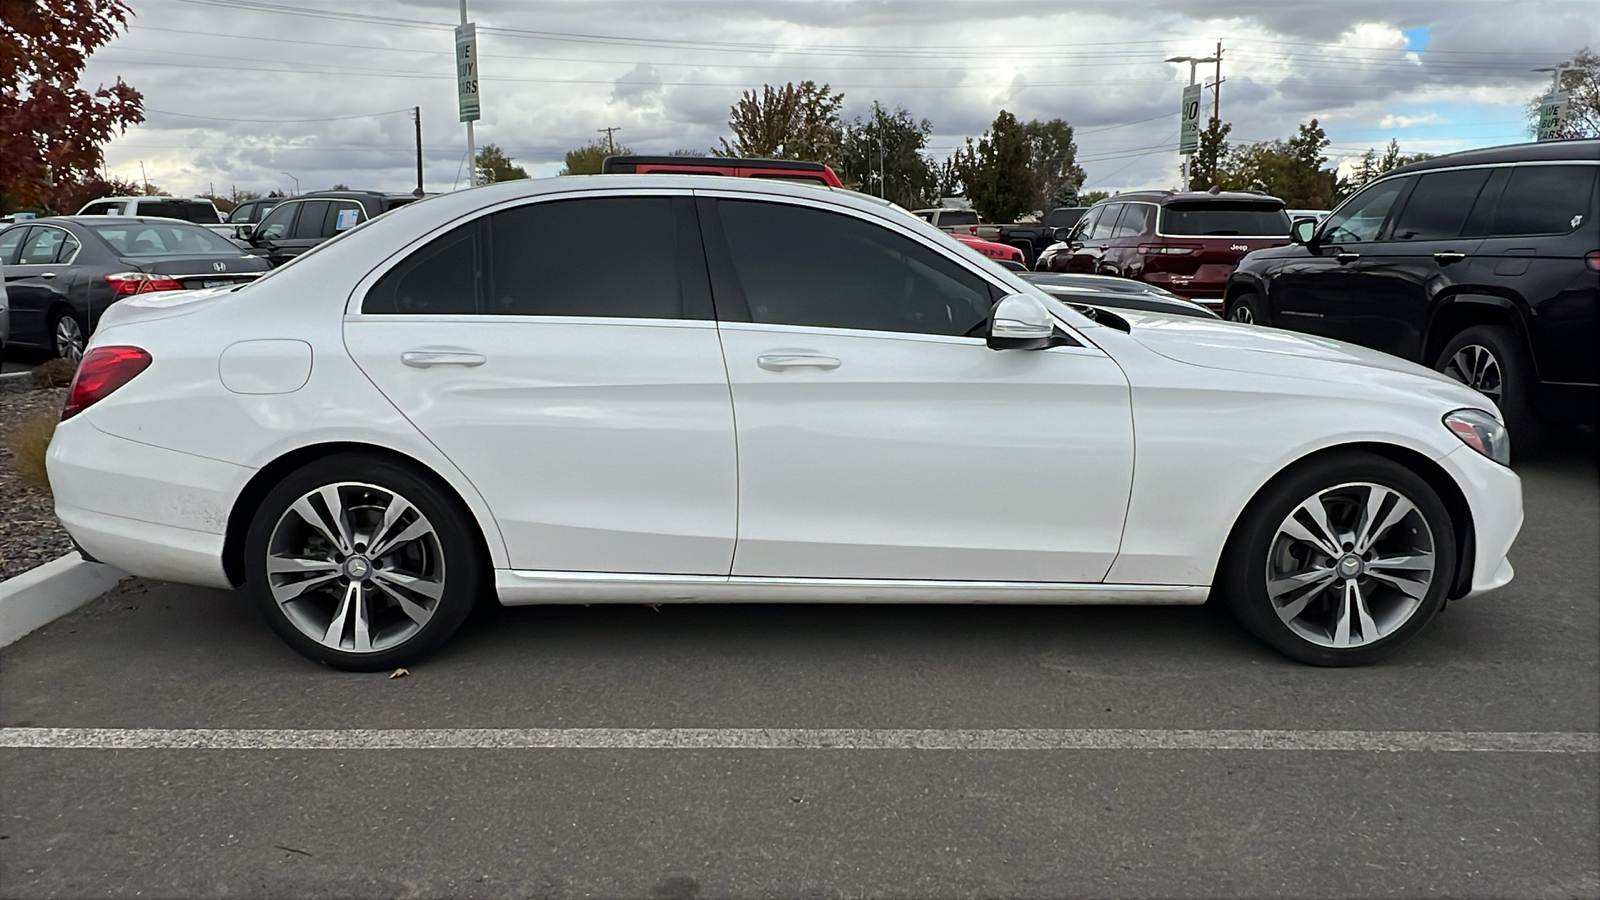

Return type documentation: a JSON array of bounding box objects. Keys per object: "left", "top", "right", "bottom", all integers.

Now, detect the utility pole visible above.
[
  {"left": 139, "top": 160, "right": 149, "bottom": 194},
  {"left": 413, "top": 106, "right": 425, "bottom": 196},
  {"left": 1212, "top": 41, "right": 1225, "bottom": 126},
  {"left": 597, "top": 126, "right": 621, "bottom": 155}
]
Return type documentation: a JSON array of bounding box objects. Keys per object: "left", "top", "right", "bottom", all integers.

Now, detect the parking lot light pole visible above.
[
  {"left": 1166, "top": 55, "right": 1216, "bottom": 191},
  {"left": 280, "top": 172, "right": 299, "bottom": 195}
]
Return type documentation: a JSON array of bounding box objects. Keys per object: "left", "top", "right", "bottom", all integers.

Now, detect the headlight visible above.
[{"left": 1444, "top": 408, "right": 1511, "bottom": 466}]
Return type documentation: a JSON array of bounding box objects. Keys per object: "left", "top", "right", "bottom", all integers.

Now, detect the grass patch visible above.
[
  {"left": 31, "top": 358, "right": 77, "bottom": 388},
  {"left": 5, "top": 409, "right": 58, "bottom": 494}
]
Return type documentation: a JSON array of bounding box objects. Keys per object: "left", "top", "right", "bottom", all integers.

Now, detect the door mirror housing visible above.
[
  {"left": 234, "top": 223, "right": 255, "bottom": 240},
  {"left": 1053, "top": 227, "right": 1074, "bottom": 243},
  {"left": 1291, "top": 217, "right": 1318, "bottom": 246},
  {"left": 987, "top": 293, "right": 1057, "bottom": 351}
]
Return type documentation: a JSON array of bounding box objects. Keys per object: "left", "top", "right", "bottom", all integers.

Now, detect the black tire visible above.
[
  {"left": 1434, "top": 325, "right": 1545, "bottom": 457},
  {"left": 48, "top": 308, "right": 87, "bottom": 362},
  {"left": 1226, "top": 292, "right": 1267, "bottom": 325},
  {"left": 1218, "top": 452, "right": 1457, "bottom": 667},
  {"left": 243, "top": 453, "right": 484, "bottom": 671}
]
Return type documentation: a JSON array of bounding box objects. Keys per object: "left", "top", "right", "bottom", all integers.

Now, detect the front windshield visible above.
[{"left": 91, "top": 222, "right": 241, "bottom": 256}]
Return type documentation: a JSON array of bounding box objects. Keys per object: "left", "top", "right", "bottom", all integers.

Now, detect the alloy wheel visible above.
[
  {"left": 1265, "top": 481, "right": 1436, "bottom": 649},
  {"left": 1229, "top": 305, "right": 1254, "bottom": 324},
  {"left": 265, "top": 482, "right": 446, "bottom": 654},
  {"left": 55, "top": 316, "right": 84, "bottom": 363},
  {"left": 1441, "top": 344, "right": 1502, "bottom": 404}
]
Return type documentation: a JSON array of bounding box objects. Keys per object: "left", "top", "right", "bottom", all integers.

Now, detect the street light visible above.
[
  {"left": 280, "top": 171, "right": 300, "bottom": 195},
  {"left": 1533, "top": 64, "right": 1573, "bottom": 92},
  {"left": 1166, "top": 55, "right": 1218, "bottom": 88}
]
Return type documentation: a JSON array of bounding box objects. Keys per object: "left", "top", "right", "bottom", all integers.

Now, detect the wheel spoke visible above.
[
  {"left": 370, "top": 517, "right": 432, "bottom": 559},
  {"left": 267, "top": 555, "right": 339, "bottom": 575},
  {"left": 1366, "top": 569, "right": 1431, "bottom": 600},
  {"left": 1351, "top": 580, "right": 1379, "bottom": 644},
  {"left": 1295, "top": 496, "right": 1344, "bottom": 553},
  {"left": 351, "top": 583, "right": 372, "bottom": 653},
  {"left": 1333, "top": 581, "right": 1356, "bottom": 647},
  {"left": 272, "top": 571, "right": 341, "bottom": 603},
  {"left": 372, "top": 568, "right": 444, "bottom": 601},
  {"left": 1369, "top": 552, "right": 1434, "bottom": 573},
  {"left": 290, "top": 496, "right": 350, "bottom": 556},
  {"left": 368, "top": 493, "right": 416, "bottom": 552},
  {"left": 323, "top": 581, "right": 359, "bottom": 646},
  {"left": 1280, "top": 513, "right": 1339, "bottom": 557},
  {"left": 1267, "top": 566, "right": 1337, "bottom": 601},
  {"left": 1272, "top": 572, "right": 1337, "bottom": 621},
  {"left": 317, "top": 485, "right": 358, "bottom": 552},
  {"left": 372, "top": 578, "right": 433, "bottom": 626},
  {"left": 1356, "top": 494, "right": 1416, "bottom": 554}
]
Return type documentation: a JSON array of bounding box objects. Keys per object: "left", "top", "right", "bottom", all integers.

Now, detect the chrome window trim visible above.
[{"left": 11, "top": 224, "right": 81, "bottom": 267}]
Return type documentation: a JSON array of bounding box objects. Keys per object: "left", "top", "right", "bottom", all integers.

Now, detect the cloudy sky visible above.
[{"left": 81, "top": 0, "right": 1596, "bottom": 199}]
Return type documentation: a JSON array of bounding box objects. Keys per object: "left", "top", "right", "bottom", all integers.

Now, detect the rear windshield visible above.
[
  {"left": 91, "top": 222, "right": 241, "bottom": 257},
  {"left": 137, "top": 200, "right": 220, "bottom": 224},
  {"left": 937, "top": 210, "right": 979, "bottom": 226},
  {"left": 1161, "top": 202, "right": 1290, "bottom": 236}
]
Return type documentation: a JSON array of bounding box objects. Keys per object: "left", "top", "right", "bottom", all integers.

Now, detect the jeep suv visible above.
[
  {"left": 243, "top": 190, "right": 418, "bottom": 266},
  {"left": 1040, "top": 191, "right": 1291, "bottom": 312},
  {"left": 1226, "top": 139, "right": 1599, "bottom": 448}
]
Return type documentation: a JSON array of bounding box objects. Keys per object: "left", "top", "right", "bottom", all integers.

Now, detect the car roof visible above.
[
  {"left": 603, "top": 155, "right": 832, "bottom": 173},
  {"left": 1095, "top": 190, "right": 1287, "bottom": 206},
  {"left": 1388, "top": 138, "right": 1600, "bottom": 175}
]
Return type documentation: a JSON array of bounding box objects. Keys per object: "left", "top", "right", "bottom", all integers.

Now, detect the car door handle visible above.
[
  {"left": 401, "top": 350, "right": 487, "bottom": 368},
  {"left": 40, "top": 272, "right": 57, "bottom": 279},
  {"left": 1335, "top": 252, "right": 1361, "bottom": 264},
  {"left": 1433, "top": 251, "right": 1466, "bottom": 265},
  {"left": 757, "top": 354, "right": 841, "bottom": 371}
]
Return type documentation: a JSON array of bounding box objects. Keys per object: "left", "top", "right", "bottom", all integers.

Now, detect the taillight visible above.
[
  {"left": 62, "top": 346, "right": 152, "bottom": 420},
  {"left": 105, "top": 272, "right": 186, "bottom": 296},
  {"left": 1139, "top": 245, "right": 1199, "bottom": 255},
  {"left": 1586, "top": 251, "right": 1599, "bottom": 272}
]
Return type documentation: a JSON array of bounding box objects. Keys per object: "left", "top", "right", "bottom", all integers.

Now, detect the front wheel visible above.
[
  {"left": 1227, "top": 292, "right": 1266, "bottom": 325},
  {"left": 243, "top": 453, "right": 484, "bottom": 671},
  {"left": 1219, "top": 453, "right": 1456, "bottom": 666}
]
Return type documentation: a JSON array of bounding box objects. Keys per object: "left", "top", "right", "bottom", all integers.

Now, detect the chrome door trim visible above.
[{"left": 495, "top": 569, "right": 1208, "bottom": 605}]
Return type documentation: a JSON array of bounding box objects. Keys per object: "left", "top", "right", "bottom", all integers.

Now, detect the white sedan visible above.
[{"left": 47, "top": 176, "right": 1522, "bottom": 670}]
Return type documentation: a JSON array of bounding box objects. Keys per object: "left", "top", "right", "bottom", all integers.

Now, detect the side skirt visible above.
[{"left": 495, "top": 570, "right": 1209, "bottom": 606}]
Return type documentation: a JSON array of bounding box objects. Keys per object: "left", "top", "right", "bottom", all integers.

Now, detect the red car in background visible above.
[
  {"left": 602, "top": 155, "right": 844, "bottom": 187},
  {"left": 952, "top": 233, "right": 1024, "bottom": 265},
  {"left": 1038, "top": 190, "right": 1292, "bottom": 313}
]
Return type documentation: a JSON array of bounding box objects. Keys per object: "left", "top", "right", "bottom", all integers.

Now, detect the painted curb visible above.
[
  {"left": 0, "top": 370, "right": 34, "bottom": 382},
  {"left": 0, "top": 553, "right": 128, "bottom": 648}
]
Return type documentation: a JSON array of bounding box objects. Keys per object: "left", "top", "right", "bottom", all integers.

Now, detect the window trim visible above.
[{"left": 12, "top": 224, "right": 82, "bottom": 266}]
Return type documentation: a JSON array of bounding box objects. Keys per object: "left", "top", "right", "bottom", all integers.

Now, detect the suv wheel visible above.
[
  {"left": 1435, "top": 325, "right": 1544, "bottom": 457},
  {"left": 1227, "top": 293, "right": 1266, "bottom": 325}
]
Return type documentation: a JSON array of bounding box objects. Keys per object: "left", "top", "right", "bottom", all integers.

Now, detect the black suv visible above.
[
  {"left": 1227, "top": 139, "right": 1599, "bottom": 447},
  {"left": 243, "top": 190, "right": 419, "bottom": 266}
]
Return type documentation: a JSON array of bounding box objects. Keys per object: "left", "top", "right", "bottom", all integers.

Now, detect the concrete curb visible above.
[
  {"left": 0, "top": 370, "right": 34, "bottom": 382},
  {"left": 0, "top": 553, "right": 129, "bottom": 648}
]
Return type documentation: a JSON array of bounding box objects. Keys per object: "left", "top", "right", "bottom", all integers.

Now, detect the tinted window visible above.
[
  {"left": 1322, "top": 179, "right": 1409, "bottom": 244},
  {"left": 363, "top": 223, "right": 480, "bottom": 315},
  {"left": 290, "top": 201, "right": 332, "bottom": 239},
  {"left": 1069, "top": 206, "right": 1101, "bottom": 241},
  {"left": 227, "top": 203, "right": 254, "bottom": 224},
  {"left": 487, "top": 197, "right": 682, "bottom": 318},
  {"left": 90, "top": 222, "right": 239, "bottom": 256},
  {"left": 1391, "top": 169, "right": 1492, "bottom": 240},
  {"left": 1112, "top": 204, "right": 1155, "bottom": 239},
  {"left": 255, "top": 203, "right": 297, "bottom": 240},
  {"left": 16, "top": 227, "right": 67, "bottom": 265},
  {"left": 937, "top": 210, "right": 979, "bottom": 227},
  {"left": 0, "top": 227, "right": 28, "bottom": 265},
  {"left": 1492, "top": 165, "right": 1599, "bottom": 236},
  {"left": 1046, "top": 208, "right": 1085, "bottom": 229},
  {"left": 715, "top": 199, "right": 993, "bottom": 337},
  {"left": 80, "top": 201, "right": 121, "bottom": 216},
  {"left": 1088, "top": 204, "right": 1122, "bottom": 241},
  {"left": 139, "top": 200, "right": 220, "bottom": 224},
  {"left": 325, "top": 201, "right": 364, "bottom": 233},
  {"left": 1160, "top": 202, "right": 1289, "bottom": 236}
]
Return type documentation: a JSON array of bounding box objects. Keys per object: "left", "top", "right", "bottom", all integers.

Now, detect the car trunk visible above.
[
  {"left": 1147, "top": 201, "right": 1291, "bottom": 301},
  {"left": 127, "top": 256, "right": 270, "bottom": 291}
]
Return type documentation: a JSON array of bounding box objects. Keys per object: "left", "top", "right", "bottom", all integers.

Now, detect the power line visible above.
[{"left": 142, "top": 106, "right": 416, "bottom": 123}]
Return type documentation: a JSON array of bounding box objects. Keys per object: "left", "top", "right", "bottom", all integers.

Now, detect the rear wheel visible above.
[
  {"left": 50, "top": 309, "right": 86, "bottom": 362},
  {"left": 1227, "top": 292, "right": 1266, "bottom": 325},
  {"left": 1219, "top": 453, "right": 1456, "bottom": 666},
  {"left": 243, "top": 453, "right": 484, "bottom": 671},
  {"left": 1435, "top": 325, "right": 1543, "bottom": 456}
]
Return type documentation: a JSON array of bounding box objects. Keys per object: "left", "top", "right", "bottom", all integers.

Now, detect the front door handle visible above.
[
  {"left": 401, "top": 350, "right": 487, "bottom": 368},
  {"left": 40, "top": 272, "right": 57, "bottom": 279},
  {"left": 757, "top": 354, "right": 841, "bottom": 371},
  {"left": 1433, "top": 251, "right": 1466, "bottom": 265},
  {"left": 1335, "top": 252, "right": 1361, "bottom": 264}
]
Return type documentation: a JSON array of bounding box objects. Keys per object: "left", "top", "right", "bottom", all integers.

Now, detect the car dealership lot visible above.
[{"left": 1, "top": 430, "right": 1594, "bottom": 898}]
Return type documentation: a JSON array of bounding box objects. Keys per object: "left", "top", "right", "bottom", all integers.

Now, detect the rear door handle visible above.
[
  {"left": 1335, "top": 252, "right": 1361, "bottom": 264},
  {"left": 401, "top": 350, "right": 487, "bottom": 368},
  {"left": 757, "top": 354, "right": 841, "bottom": 371},
  {"left": 1433, "top": 251, "right": 1466, "bottom": 265}
]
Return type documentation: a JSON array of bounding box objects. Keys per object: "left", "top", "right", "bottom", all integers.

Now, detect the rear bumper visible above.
[{"left": 1139, "top": 272, "right": 1227, "bottom": 311}]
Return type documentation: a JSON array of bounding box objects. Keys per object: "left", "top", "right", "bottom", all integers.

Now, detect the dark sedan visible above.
[
  {"left": 0, "top": 217, "right": 269, "bottom": 360},
  {"left": 1018, "top": 271, "right": 1221, "bottom": 319}
]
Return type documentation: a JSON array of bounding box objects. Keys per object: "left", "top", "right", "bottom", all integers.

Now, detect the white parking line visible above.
[{"left": 1, "top": 727, "right": 1595, "bottom": 753}]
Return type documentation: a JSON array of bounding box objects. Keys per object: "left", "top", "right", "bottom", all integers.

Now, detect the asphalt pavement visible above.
[{"left": 2, "top": 430, "right": 1595, "bottom": 899}]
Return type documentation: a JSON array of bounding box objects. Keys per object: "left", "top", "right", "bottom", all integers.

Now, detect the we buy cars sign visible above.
[{"left": 456, "top": 23, "right": 481, "bottom": 122}]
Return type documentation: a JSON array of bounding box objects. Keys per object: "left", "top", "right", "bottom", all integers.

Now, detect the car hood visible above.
[{"left": 1117, "top": 314, "right": 1496, "bottom": 410}]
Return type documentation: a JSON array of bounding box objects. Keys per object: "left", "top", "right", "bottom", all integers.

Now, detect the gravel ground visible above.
[{"left": 1, "top": 379, "right": 72, "bottom": 581}]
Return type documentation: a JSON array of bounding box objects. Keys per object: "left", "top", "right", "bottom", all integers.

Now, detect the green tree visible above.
[
  {"left": 560, "top": 140, "right": 632, "bottom": 175},
  {"left": 1188, "top": 119, "right": 1233, "bottom": 192},
  {"left": 934, "top": 156, "right": 963, "bottom": 200},
  {"left": 840, "top": 102, "right": 937, "bottom": 208},
  {"left": 716, "top": 80, "right": 844, "bottom": 164},
  {"left": 1021, "top": 118, "right": 1086, "bottom": 214},
  {"left": 1526, "top": 47, "right": 1599, "bottom": 139},
  {"left": 478, "top": 143, "right": 531, "bottom": 181},
  {"left": 1078, "top": 190, "right": 1111, "bottom": 206},
  {"left": 0, "top": 0, "right": 144, "bottom": 214},
  {"left": 951, "top": 110, "right": 1036, "bottom": 224}
]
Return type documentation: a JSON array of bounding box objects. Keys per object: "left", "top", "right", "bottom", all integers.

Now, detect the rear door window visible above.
[
  {"left": 80, "top": 201, "right": 122, "bottom": 216},
  {"left": 937, "top": 210, "right": 979, "bottom": 228},
  {"left": 324, "top": 201, "right": 365, "bottom": 234},
  {"left": 1390, "top": 169, "right": 1492, "bottom": 240},
  {"left": 290, "top": 201, "right": 332, "bottom": 239},
  {"left": 139, "top": 200, "right": 219, "bottom": 224},
  {"left": 1491, "top": 165, "right": 1598, "bottom": 236},
  {"left": 1111, "top": 204, "right": 1155, "bottom": 239},
  {"left": 1160, "top": 202, "right": 1289, "bottom": 236},
  {"left": 16, "top": 227, "right": 67, "bottom": 265}
]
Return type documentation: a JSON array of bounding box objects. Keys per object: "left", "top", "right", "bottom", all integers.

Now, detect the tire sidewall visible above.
[
  {"left": 1435, "top": 324, "right": 1541, "bottom": 455},
  {"left": 1228, "top": 292, "right": 1264, "bottom": 325},
  {"left": 1221, "top": 453, "right": 1457, "bottom": 667},
  {"left": 243, "top": 453, "right": 483, "bottom": 671}
]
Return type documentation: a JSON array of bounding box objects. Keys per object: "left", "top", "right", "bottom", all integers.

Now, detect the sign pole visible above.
[{"left": 457, "top": 0, "right": 480, "bottom": 186}]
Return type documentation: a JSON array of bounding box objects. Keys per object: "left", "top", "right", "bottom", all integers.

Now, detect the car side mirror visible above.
[
  {"left": 235, "top": 223, "right": 255, "bottom": 240},
  {"left": 1291, "top": 217, "right": 1317, "bottom": 245},
  {"left": 987, "top": 293, "right": 1056, "bottom": 351},
  {"left": 1053, "top": 227, "right": 1074, "bottom": 243}
]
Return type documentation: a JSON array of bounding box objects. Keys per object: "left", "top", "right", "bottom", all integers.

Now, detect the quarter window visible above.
[
  {"left": 1492, "top": 165, "right": 1598, "bottom": 236},
  {"left": 713, "top": 199, "right": 993, "bottom": 337},
  {"left": 1322, "top": 178, "right": 1409, "bottom": 244},
  {"left": 1390, "top": 169, "right": 1492, "bottom": 240},
  {"left": 363, "top": 222, "right": 480, "bottom": 315}
]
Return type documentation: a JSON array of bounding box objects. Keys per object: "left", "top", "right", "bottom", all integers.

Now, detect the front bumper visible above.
[{"left": 1436, "top": 443, "right": 1523, "bottom": 597}]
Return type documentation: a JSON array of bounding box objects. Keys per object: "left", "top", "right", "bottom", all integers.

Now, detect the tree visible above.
[
  {"left": 1021, "top": 118, "right": 1086, "bottom": 214},
  {"left": 716, "top": 81, "right": 844, "bottom": 164},
  {"left": 1223, "top": 119, "right": 1338, "bottom": 208},
  {"left": 1334, "top": 139, "right": 1431, "bottom": 203},
  {"left": 477, "top": 143, "right": 531, "bottom": 182},
  {"left": 1078, "top": 190, "right": 1111, "bottom": 206},
  {"left": 1526, "top": 47, "right": 1599, "bottom": 139},
  {"left": 1, "top": 0, "right": 145, "bottom": 214},
  {"left": 840, "top": 102, "right": 937, "bottom": 208},
  {"left": 199, "top": 192, "right": 236, "bottom": 213},
  {"left": 559, "top": 139, "right": 629, "bottom": 176},
  {"left": 330, "top": 182, "right": 351, "bottom": 191},
  {"left": 934, "top": 156, "right": 963, "bottom": 200},
  {"left": 1188, "top": 119, "right": 1233, "bottom": 192},
  {"left": 951, "top": 110, "right": 1036, "bottom": 224}
]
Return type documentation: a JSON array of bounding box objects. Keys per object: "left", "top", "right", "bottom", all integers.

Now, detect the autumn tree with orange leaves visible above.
[{"left": 1, "top": 0, "right": 145, "bottom": 214}]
